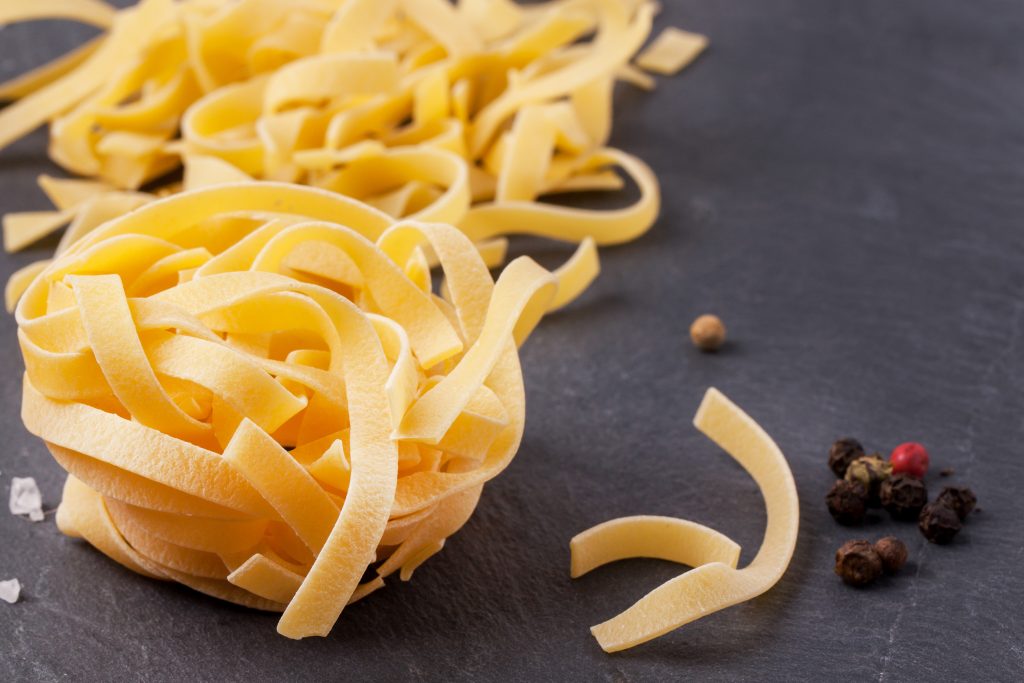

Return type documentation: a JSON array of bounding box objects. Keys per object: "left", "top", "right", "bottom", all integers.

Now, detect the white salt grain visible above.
[
  {"left": 0, "top": 579, "right": 20, "bottom": 604},
  {"left": 9, "top": 477, "right": 43, "bottom": 522}
]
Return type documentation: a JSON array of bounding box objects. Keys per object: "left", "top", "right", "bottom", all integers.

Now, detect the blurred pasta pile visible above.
[{"left": 1, "top": 0, "right": 706, "bottom": 309}]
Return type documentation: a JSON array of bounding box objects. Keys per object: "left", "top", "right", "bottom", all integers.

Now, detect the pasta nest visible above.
[{"left": 14, "top": 181, "right": 557, "bottom": 638}]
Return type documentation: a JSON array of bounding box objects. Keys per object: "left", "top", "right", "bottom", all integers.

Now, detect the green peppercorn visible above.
[
  {"left": 844, "top": 454, "right": 892, "bottom": 507},
  {"left": 828, "top": 437, "right": 865, "bottom": 478},
  {"left": 881, "top": 474, "right": 928, "bottom": 521}
]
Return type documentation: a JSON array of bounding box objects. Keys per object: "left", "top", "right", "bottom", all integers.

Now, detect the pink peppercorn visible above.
[{"left": 889, "top": 442, "right": 929, "bottom": 479}]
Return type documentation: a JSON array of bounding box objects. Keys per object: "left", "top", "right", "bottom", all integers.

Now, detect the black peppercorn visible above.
[
  {"left": 834, "top": 540, "right": 883, "bottom": 586},
  {"left": 919, "top": 502, "right": 962, "bottom": 544},
  {"left": 826, "top": 479, "right": 868, "bottom": 525},
  {"left": 873, "top": 537, "right": 908, "bottom": 574},
  {"left": 936, "top": 486, "right": 977, "bottom": 521},
  {"left": 880, "top": 474, "right": 928, "bottom": 521},
  {"left": 828, "top": 437, "right": 865, "bottom": 478},
  {"left": 844, "top": 454, "right": 892, "bottom": 507}
]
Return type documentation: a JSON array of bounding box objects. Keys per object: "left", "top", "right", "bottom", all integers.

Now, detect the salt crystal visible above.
[
  {"left": 9, "top": 477, "right": 43, "bottom": 522},
  {"left": 0, "top": 579, "right": 20, "bottom": 604}
]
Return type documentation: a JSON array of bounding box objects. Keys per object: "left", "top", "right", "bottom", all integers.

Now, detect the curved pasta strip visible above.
[
  {"left": 571, "top": 388, "right": 800, "bottom": 652},
  {"left": 0, "top": 0, "right": 116, "bottom": 30},
  {"left": 5, "top": 261, "right": 50, "bottom": 312},
  {"left": 547, "top": 237, "right": 599, "bottom": 311},
  {"left": 460, "top": 149, "right": 659, "bottom": 246},
  {"left": 0, "top": 38, "right": 102, "bottom": 102},
  {"left": 569, "top": 516, "right": 741, "bottom": 578},
  {"left": 16, "top": 182, "right": 557, "bottom": 638}
]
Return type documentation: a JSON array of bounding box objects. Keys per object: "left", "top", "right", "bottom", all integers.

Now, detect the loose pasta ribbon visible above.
[{"left": 570, "top": 389, "right": 800, "bottom": 652}]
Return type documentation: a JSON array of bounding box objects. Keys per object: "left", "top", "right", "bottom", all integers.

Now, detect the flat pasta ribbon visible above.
[
  {"left": 16, "top": 181, "right": 558, "bottom": 639},
  {"left": 570, "top": 388, "right": 800, "bottom": 652}
]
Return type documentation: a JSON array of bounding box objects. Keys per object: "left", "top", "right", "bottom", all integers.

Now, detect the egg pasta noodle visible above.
[{"left": 570, "top": 388, "right": 800, "bottom": 652}]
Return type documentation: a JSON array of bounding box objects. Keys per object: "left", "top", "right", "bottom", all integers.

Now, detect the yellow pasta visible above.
[
  {"left": 17, "top": 181, "right": 561, "bottom": 638},
  {"left": 0, "top": 0, "right": 708, "bottom": 314},
  {"left": 635, "top": 26, "right": 708, "bottom": 75},
  {"left": 1, "top": 0, "right": 780, "bottom": 653},
  {"left": 571, "top": 388, "right": 800, "bottom": 652}
]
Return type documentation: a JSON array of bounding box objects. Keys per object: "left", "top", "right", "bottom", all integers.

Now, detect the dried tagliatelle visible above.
[
  {"left": 570, "top": 388, "right": 799, "bottom": 652},
  {"left": 1, "top": 0, "right": 707, "bottom": 306},
  {"left": 15, "top": 181, "right": 563, "bottom": 638}
]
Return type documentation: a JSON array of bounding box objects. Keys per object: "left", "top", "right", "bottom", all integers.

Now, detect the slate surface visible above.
[{"left": 2, "top": 2, "right": 1024, "bottom": 681}]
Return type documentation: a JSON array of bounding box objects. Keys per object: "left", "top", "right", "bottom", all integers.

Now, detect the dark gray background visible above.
[{"left": 2, "top": 1, "right": 1023, "bottom": 681}]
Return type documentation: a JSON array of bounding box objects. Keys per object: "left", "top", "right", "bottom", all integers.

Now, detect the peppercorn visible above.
[
  {"left": 873, "top": 537, "right": 908, "bottom": 574},
  {"left": 880, "top": 474, "right": 928, "bottom": 521},
  {"left": 936, "top": 486, "right": 977, "bottom": 521},
  {"left": 919, "top": 502, "right": 962, "bottom": 544},
  {"left": 826, "top": 479, "right": 868, "bottom": 525},
  {"left": 828, "top": 437, "right": 865, "bottom": 478},
  {"left": 889, "top": 442, "right": 930, "bottom": 479},
  {"left": 844, "top": 454, "right": 892, "bottom": 507},
  {"left": 690, "top": 314, "right": 726, "bottom": 352},
  {"left": 834, "top": 540, "right": 883, "bottom": 586}
]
